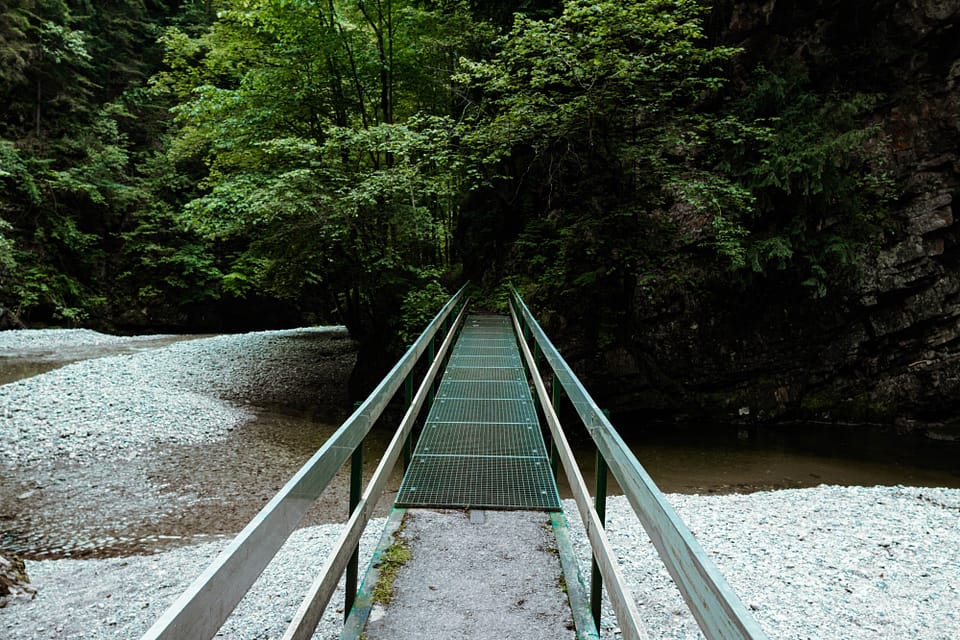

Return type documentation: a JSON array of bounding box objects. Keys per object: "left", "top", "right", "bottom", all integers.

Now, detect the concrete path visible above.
[{"left": 361, "top": 508, "right": 576, "bottom": 639}]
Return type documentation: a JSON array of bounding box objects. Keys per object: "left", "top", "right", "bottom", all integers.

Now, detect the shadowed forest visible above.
[{"left": 3, "top": 0, "right": 959, "bottom": 430}]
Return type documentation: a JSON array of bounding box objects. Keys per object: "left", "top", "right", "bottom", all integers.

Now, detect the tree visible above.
[
  {"left": 0, "top": 0, "right": 224, "bottom": 324},
  {"left": 456, "top": 0, "right": 892, "bottom": 353},
  {"left": 151, "top": 0, "right": 498, "bottom": 385},
  {"left": 457, "top": 0, "right": 743, "bottom": 341}
]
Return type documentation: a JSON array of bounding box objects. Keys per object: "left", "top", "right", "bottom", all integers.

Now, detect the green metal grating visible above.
[
  {"left": 429, "top": 398, "right": 537, "bottom": 424},
  {"left": 443, "top": 366, "right": 526, "bottom": 381},
  {"left": 398, "top": 456, "right": 558, "bottom": 510},
  {"left": 396, "top": 314, "right": 561, "bottom": 511},
  {"left": 436, "top": 380, "right": 530, "bottom": 400},
  {"left": 417, "top": 423, "right": 547, "bottom": 457},
  {"left": 446, "top": 356, "right": 523, "bottom": 369}
]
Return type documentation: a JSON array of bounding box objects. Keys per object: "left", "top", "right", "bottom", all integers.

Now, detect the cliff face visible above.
[{"left": 587, "top": 1, "right": 960, "bottom": 437}]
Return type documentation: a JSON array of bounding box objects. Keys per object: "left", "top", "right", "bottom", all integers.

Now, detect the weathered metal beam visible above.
[
  {"left": 281, "top": 301, "right": 467, "bottom": 640},
  {"left": 140, "top": 286, "right": 467, "bottom": 640},
  {"left": 550, "top": 511, "right": 601, "bottom": 640},
  {"left": 511, "top": 290, "right": 769, "bottom": 640},
  {"left": 340, "top": 507, "right": 408, "bottom": 640}
]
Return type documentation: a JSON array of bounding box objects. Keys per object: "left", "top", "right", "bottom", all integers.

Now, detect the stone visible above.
[
  {"left": 904, "top": 192, "right": 953, "bottom": 236},
  {"left": 0, "top": 553, "right": 36, "bottom": 607}
]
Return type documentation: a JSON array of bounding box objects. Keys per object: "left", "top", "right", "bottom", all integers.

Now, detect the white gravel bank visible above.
[
  {"left": 1, "top": 327, "right": 349, "bottom": 469},
  {"left": 578, "top": 487, "right": 960, "bottom": 640},
  {"left": 0, "top": 328, "right": 169, "bottom": 350},
  {"left": 2, "top": 329, "right": 958, "bottom": 638},
  {"left": 2, "top": 486, "right": 957, "bottom": 639},
  {"left": 1, "top": 519, "right": 387, "bottom": 639}
]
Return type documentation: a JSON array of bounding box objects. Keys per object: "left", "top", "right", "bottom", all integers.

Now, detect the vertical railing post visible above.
[
  {"left": 427, "top": 337, "right": 436, "bottom": 407},
  {"left": 345, "top": 404, "right": 364, "bottom": 621},
  {"left": 549, "top": 375, "right": 561, "bottom": 480},
  {"left": 403, "top": 372, "right": 414, "bottom": 471},
  {"left": 590, "top": 411, "right": 611, "bottom": 632}
]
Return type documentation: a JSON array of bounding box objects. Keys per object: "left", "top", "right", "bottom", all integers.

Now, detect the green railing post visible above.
[
  {"left": 345, "top": 404, "right": 364, "bottom": 621},
  {"left": 403, "top": 372, "right": 414, "bottom": 471},
  {"left": 549, "top": 375, "right": 561, "bottom": 480},
  {"left": 590, "top": 411, "right": 611, "bottom": 631},
  {"left": 427, "top": 338, "right": 436, "bottom": 407},
  {"left": 590, "top": 453, "right": 609, "bottom": 629}
]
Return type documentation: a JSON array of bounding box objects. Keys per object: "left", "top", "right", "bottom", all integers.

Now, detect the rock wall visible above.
[{"left": 583, "top": 0, "right": 960, "bottom": 438}]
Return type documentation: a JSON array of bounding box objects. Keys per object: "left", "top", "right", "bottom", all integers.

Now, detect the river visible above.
[{"left": 2, "top": 335, "right": 959, "bottom": 561}]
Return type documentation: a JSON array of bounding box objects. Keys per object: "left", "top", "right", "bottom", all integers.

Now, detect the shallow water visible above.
[
  {"left": 1, "top": 406, "right": 397, "bottom": 559},
  {"left": 562, "top": 422, "right": 960, "bottom": 497}
]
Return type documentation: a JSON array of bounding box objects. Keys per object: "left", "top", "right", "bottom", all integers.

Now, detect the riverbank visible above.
[
  {"left": 1, "top": 328, "right": 360, "bottom": 560},
  {"left": 2, "top": 329, "right": 958, "bottom": 638},
  {"left": 1, "top": 487, "right": 957, "bottom": 639},
  {"left": 1, "top": 326, "right": 354, "bottom": 470}
]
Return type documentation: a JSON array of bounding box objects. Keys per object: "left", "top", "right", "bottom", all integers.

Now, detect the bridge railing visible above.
[
  {"left": 510, "top": 288, "right": 769, "bottom": 640},
  {"left": 141, "top": 285, "right": 469, "bottom": 640}
]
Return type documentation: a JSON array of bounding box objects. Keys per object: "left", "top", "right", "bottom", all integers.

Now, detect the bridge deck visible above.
[{"left": 395, "top": 314, "right": 561, "bottom": 510}]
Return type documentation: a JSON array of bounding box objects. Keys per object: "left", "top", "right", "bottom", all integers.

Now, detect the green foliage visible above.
[
  {"left": 0, "top": 217, "right": 17, "bottom": 287},
  {"left": 0, "top": 0, "right": 901, "bottom": 353},
  {"left": 12, "top": 261, "right": 105, "bottom": 324},
  {"left": 398, "top": 271, "right": 449, "bottom": 344},
  {"left": 452, "top": 0, "right": 897, "bottom": 361},
  {"left": 458, "top": 0, "right": 744, "bottom": 326},
  {"left": 0, "top": 139, "right": 40, "bottom": 204},
  {"left": 715, "top": 62, "right": 896, "bottom": 295},
  {"left": 157, "top": 0, "right": 479, "bottom": 338},
  {"left": 0, "top": 0, "right": 224, "bottom": 323},
  {"left": 0, "top": 0, "right": 33, "bottom": 87}
]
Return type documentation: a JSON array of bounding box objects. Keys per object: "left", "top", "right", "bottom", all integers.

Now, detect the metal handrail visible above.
[
  {"left": 142, "top": 285, "right": 468, "bottom": 640},
  {"left": 282, "top": 299, "right": 468, "bottom": 639},
  {"left": 509, "top": 305, "right": 647, "bottom": 640},
  {"left": 510, "top": 288, "right": 769, "bottom": 640}
]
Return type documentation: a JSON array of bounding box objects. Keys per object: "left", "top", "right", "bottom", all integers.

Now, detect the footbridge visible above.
[{"left": 142, "top": 286, "right": 769, "bottom": 640}]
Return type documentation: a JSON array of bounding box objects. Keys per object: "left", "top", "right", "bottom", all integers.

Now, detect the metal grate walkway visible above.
[{"left": 395, "top": 315, "right": 561, "bottom": 510}]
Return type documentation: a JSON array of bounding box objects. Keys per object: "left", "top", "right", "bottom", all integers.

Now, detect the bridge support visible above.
[{"left": 346, "top": 443, "right": 363, "bottom": 620}]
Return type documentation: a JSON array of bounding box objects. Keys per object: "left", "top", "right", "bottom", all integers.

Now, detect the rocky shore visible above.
[
  {"left": 0, "top": 327, "right": 354, "bottom": 470},
  {"left": 1, "top": 488, "right": 957, "bottom": 639},
  {"left": 1, "top": 329, "right": 957, "bottom": 638}
]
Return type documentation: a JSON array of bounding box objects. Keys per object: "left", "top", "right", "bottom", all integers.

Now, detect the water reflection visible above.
[{"left": 559, "top": 422, "right": 960, "bottom": 497}]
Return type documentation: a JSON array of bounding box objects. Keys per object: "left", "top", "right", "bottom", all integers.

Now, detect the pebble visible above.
[
  {"left": 570, "top": 488, "right": 960, "bottom": 639},
  {"left": 2, "top": 329, "right": 958, "bottom": 638},
  {"left": 0, "top": 327, "right": 348, "bottom": 470},
  {"left": 1, "top": 522, "right": 388, "bottom": 639},
  {"left": 3, "top": 488, "right": 957, "bottom": 639}
]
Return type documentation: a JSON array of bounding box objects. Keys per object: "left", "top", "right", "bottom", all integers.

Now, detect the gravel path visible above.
[
  {"left": 362, "top": 509, "right": 575, "bottom": 640},
  {"left": 2, "top": 329, "right": 959, "bottom": 638}
]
